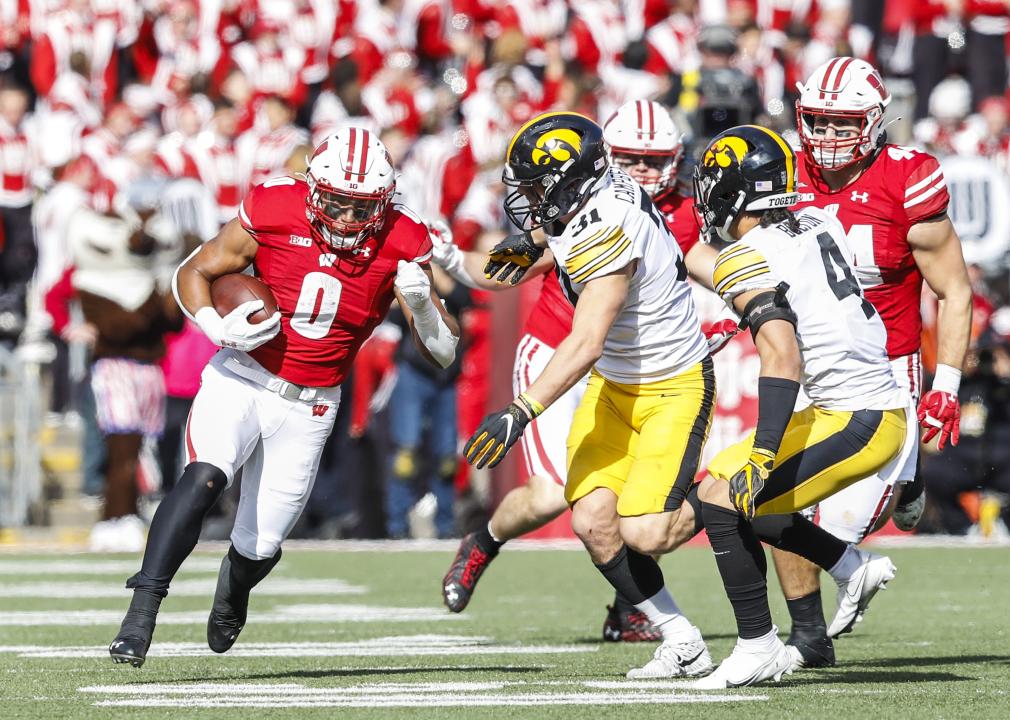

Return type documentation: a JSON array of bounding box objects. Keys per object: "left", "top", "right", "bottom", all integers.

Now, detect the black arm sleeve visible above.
[{"left": 753, "top": 377, "right": 800, "bottom": 456}]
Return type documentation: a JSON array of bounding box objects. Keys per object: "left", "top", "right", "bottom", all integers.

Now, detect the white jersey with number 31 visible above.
[
  {"left": 712, "top": 206, "right": 903, "bottom": 411},
  {"left": 546, "top": 166, "right": 709, "bottom": 384}
]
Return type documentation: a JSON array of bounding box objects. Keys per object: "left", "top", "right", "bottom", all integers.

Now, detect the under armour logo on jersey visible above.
[
  {"left": 290, "top": 235, "right": 312, "bottom": 247},
  {"left": 850, "top": 191, "right": 869, "bottom": 204},
  {"left": 312, "top": 405, "right": 329, "bottom": 417},
  {"left": 353, "top": 245, "right": 373, "bottom": 259},
  {"left": 319, "top": 253, "right": 337, "bottom": 267}
]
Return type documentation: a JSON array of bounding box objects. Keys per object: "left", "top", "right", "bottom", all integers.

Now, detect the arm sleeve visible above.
[
  {"left": 902, "top": 154, "right": 950, "bottom": 225},
  {"left": 712, "top": 241, "right": 777, "bottom": 304},
  {"left": 561, "top": 220, "right": 638, "bottom": 284}
]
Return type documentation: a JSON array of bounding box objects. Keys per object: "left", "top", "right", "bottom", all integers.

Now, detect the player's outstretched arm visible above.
[
  {"left": 431, "top": 226, "right": 554, "bottom": 291},
  {"left": 685, "top": 241, "right": 721, "bottom": 291},
  {"left": 394, "top": 261, "right": 460, "bottom": 369},
  {"left": 463, "top": 264, "right": 632, "bottom": 469},
  {"left": 172, "top": 218, "right": 280, "bottom": 351},
  {"left": 909, "top": 215, "right": 972, "bottom": 447}
]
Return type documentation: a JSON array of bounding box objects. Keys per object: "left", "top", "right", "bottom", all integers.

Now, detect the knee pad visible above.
[
  {"left": 177, "top": 462, "right": 228, "bottom": 514},
  {"left": 391, "top": 448, "right": 417, "bottom": 480}
]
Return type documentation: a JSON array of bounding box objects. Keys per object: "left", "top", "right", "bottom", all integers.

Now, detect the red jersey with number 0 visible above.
[
  {"left": 238, "top": 177, "right": 432, "bottom": 387},
  {"left": 522, "top": 190, "right": 700, "bottom": 349},
  {"left": 794, "top": 145, "right": 950, "bottom": 358}
]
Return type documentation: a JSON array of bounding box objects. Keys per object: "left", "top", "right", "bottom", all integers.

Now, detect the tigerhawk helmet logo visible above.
[
  {"left": 703, "top": 136, "right": 750, "bottom": 169},
  {"left": 531, "top": 128, "right": 583, "bottom": 166}
]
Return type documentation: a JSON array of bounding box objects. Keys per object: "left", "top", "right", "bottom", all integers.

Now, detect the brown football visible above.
[{"left": 210, "top": 274, "right": 279, "bottom": 324}]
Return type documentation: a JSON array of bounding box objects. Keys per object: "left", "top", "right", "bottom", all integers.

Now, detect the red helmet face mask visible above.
[
  {"left": 796, "top": 57, "right": 891, "bottom": 171},
  {"left": 305, "top": 128, "right": 395, "bottom": 249}
]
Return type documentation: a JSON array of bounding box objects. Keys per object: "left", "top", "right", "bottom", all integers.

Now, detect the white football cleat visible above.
[
  {"left": 626, "top": 627, "right": 713, "bottom": 679},
  {"left": 693, "top": 634, "right": 793, "bottom": 689},
  {"left": 828, "top": 549, "right": 896, "bottom": 638}
]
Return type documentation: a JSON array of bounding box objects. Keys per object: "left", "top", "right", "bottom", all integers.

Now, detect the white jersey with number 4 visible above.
[
  {"left": 712, "top": 206, "right": 903, "bottom": 411},
  {"left": 546, "top": 166, "right": 708, "bottom": 384}
]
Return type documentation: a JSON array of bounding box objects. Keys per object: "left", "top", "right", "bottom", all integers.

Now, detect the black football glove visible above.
[
  {"left": 728, "top": 448, "right": 776, "bottom": 520},
  {"left": 483, "top": 233, "right": 544, "bottom": 285},
  {"left": 463, "top": 402, "right": 531, "bottom": 469}
]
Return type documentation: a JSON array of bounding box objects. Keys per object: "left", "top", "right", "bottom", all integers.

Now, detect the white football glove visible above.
[
  {"left": 428, "top": 221, "right": 459, "bottom": 266},
  {"left": 195, "top": 301, "right": 281, "bottom": 352},
  {"left": 395, "top": 260, "right": 431, "bottom": 311}
]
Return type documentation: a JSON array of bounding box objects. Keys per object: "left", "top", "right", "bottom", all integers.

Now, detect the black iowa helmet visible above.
[
  {"left": 692, "top": 124, "right": 799, "bottom": 242},
  {"left": 503, "top": 112, "right": 608, "bottom": 231}
]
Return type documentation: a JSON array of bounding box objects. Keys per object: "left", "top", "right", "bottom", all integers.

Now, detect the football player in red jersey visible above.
[
  {"left": 437, "top": 101, "right": 720, "bottom": 643},
  {"left": 108, "top": 127, "right": 460, "bottom": 668},
  {"left": 763, "top": 57, "right": 972, "bottom": 670}
]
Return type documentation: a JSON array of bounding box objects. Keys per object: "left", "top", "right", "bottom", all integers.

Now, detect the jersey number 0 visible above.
[{"left": 291, "top": 272, "right": 343, "bottom": 339}]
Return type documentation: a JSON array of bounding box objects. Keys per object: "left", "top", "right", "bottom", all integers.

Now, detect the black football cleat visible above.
[
  {"left": 109, "top": 633, "right": 151, "bottom": 668},
  {"left": 602, "top": 604, "right": 663, "bottom": 643},
  {"left": 785, "top": 625, "right": 836, "bottom": 670},
  {"left": 441, "top": 531, "right": 498, "bottom": 613},
  {"left": 207, "top": 554, "right": 250, "bottom": 654},
  {"left": 207, "top": 546, "right": 282, "bottom": 653}
]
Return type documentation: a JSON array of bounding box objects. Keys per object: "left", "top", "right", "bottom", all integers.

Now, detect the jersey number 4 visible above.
[
  {"left": 816, "top": 233, "right": 875, "bottom": 319},
  {"left": 291, "top": 272, "right": 342, "bottom": 339}
]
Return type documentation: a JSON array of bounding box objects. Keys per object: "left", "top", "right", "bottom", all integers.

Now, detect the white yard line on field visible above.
[
  {"left": 78, "top": 680, "right": 768, "bottom": 708},
  {"left": 0, "top": 558, "right": 222, "bottom": 575},
  {"left": 0, "top": 578, "right": 364, "bottom": 598},
  {"left": 0, "top": 603, "right": 459, "bottom": 626},
  {"left": 4, "top": 635, "right": 597, "bottom": 659}
]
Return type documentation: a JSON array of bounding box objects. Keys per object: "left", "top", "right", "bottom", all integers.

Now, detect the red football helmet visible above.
[{"left": 305, "top": 127, "right": 395, "bottom": 249}]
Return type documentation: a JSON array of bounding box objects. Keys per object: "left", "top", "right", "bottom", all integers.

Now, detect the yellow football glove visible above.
[{"left": 728, "top": 448, "right": 776, "bottom": 520}]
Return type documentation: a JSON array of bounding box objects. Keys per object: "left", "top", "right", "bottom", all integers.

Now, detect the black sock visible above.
[
  {"left": 594, "top": 545, "right": 665, "bottom": 605},
  {"left": 474, "top": 524, "right": 504, "bottom": 555},
  {"left": 126, "top": 462, "right": 227, "bottom": 598},
  {"left": 684, "top": 484, "right": 705, "bottom": 538},
  {"left": 613, "top": 591, "right": 637, "bottom": 613},
  {"left": 751, "top": 513, "right": 847, "bottom": 571},
  {"left": 117, "top": 588, "right": 163, "bottom": 638},
  {"left": 898, "top": 465, "right": 925, "bottom": 505},
  {"left": 701, "top": 502, "right": 772, "bottom": 640},
  {"left": 786, "top": 589, "right": 826, "bottom": 631},
  {"left": 227, "top": 545, "right": 282, "bottom": 593}
]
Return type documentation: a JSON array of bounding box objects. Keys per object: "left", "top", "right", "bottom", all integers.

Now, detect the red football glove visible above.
[
  {"left": 704, "top": 319, "right": 741, "bottom": 356},
  {"left": 917, "top": 390, "right": 960, "bottom": 450}
]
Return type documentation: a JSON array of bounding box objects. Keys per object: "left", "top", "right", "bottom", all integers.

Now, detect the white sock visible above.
[
  {"left": 736, "top": 627, "right": 779, "bottom": 652},
  {"left": 635, "top": 587, "right": 695, "bottom": 640},
  {"left": 828, "top": 544, "right": 862, "bottom": 582}
]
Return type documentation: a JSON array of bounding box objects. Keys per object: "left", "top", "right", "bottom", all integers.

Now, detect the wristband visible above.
[
  {"left": 516, "top": 392, "right": 545, "bottom": 419},
  {"left": 931, "top": 363, "right": 962, "bottom": 396}
]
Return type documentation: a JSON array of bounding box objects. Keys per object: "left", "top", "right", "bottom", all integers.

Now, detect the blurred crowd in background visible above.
[{"left": 0, "top": 0, "right": 1009, "bottom": 548}]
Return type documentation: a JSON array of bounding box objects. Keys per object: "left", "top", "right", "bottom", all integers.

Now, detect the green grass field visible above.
[{"left": 0, "top": 543, "right": 1007, "bottom": 719}]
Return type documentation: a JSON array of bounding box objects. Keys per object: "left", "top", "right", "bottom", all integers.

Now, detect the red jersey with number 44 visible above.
[
  {"left": 795, "top": 144, "right": 949, "bottom": 358},
  {"left": 238, "top": 176, "right": 432, "bottom": 387}
]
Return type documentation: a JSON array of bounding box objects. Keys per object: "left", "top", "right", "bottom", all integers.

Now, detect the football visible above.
[{"left": 210, "top": 273, "right": 279, "bottom": 324}]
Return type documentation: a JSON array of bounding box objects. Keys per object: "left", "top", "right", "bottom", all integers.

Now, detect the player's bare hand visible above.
[
  {"left": 484, "top": 233, "right": 543, "bottom": 285},
  {"left": 395, "top": 260, "right": 431, "bottom": 309},
  {"left": 196, "top": 300, "right": 281, "bottom": 352}
]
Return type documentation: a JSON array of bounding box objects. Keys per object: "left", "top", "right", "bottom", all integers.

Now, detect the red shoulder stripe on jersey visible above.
[
  {"left": 358, "top": 129, "right": 370, "bottom": 182},
  {"left": 636, "top": 100, "right": 644, "bottom": 139},
  {"left": 345, "top": 127, "right": 357, "bottom": 182},
  {"left": 647, "top": 100, "right": 655, "bottom": 137}
]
